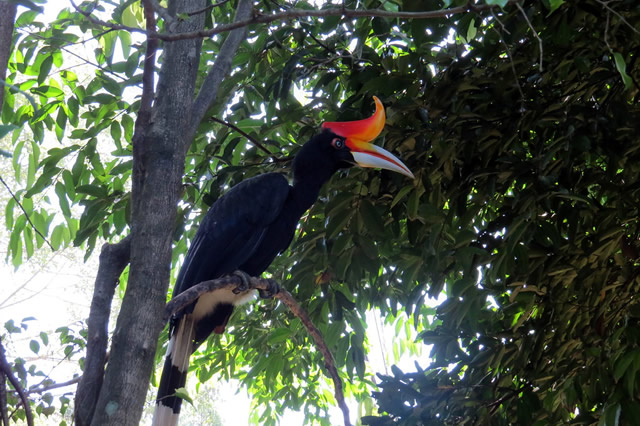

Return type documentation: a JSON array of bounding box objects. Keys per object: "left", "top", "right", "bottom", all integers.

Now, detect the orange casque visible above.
[{"left": 322, "top": 96, "right": 414, "bottom": 179}]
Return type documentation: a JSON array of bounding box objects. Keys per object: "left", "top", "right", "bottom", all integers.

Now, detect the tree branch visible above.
[
  {"left": 187, "top": 0, "right": 232, "bottom": 17},
  {"left": 146, "top": 0, "right": 175, "bottom": 29},
  {"left": 187, "top": 0, "right": 253, "bottom": 147},
  {"left": 515, "top": 2, "right": 543, "bottom": 72},
  {"left": 0, "top": 338, "right": 33, "bottom": 426},
  {"left": 0, "top": 79, "right": 39, "bottom": 115},
  {"left": 594, "top": 0, "right": 640, "bottom": 36},
  {"left": 275, "top": 288, "right": 352, "bottom": 426},
  {"left": 0, "top": 359, "right": 8, "bottom": 426},
  {"left": 163, "top": 275, "right": 352, "bottom": 426},
  {"left": 8, "top": 375, "right": 81, "bottom": 396},
  {"left": 72, "top": 1, "right": 523, "bottom": 42},
  {"left": 74, "top": 235, "right": 131, "bottom": 426},
  {"left": 0, "top": 0, "right": 17, "bottom": 112},
  {"left": 137, "top": 0, "right": 158, "bottom": 132},
  {"left": 208, "top": 116, "right": 279, "bottom": 161}
]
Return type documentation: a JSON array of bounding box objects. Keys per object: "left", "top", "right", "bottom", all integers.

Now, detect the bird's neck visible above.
[{"left": 291, "top": 173, "right": 332, "bottom": 213}]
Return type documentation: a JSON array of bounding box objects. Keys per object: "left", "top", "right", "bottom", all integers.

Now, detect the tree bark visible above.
[
  {"left": 0, "top": 1, "right": 17, "bottom": 110},
  {"left": 87, "top": 0, "right": 254, "bottom": 422},
  {"left": 90, "top": 1, "right": 207, "bottom": 424},
  {"left": 74, "top": 236, "right": 131, "bottom": 426}
]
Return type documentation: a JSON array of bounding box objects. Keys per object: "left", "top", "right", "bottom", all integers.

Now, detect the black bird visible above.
[{"left": 153, "top": 97, "right": 413, "bottom": 426}]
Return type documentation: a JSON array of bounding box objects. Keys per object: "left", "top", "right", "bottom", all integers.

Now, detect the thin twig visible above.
[
  {"left": 163, "top": 276, "right": 352, "bottom": 426},
  {"left": 209, "top": 116, "right": 280, "bottom": 161},
  {"left": 0, "top": 338, "right": 33, "bottom": 426},
  {"left": 594, "top": 0, "right": 640, "bottom": 36},
  {"left": 59, "top": 45, "right": 126, "bottom": 81},
  {"left": 0, "top": 174, "right": 54, "bottom": 251},
  {"left": 146, "top": 0, "right": 175, "bottom": 28},
  {"left": 72, "top": 0, "right": 524, "bottom": 42},
  {"left": 515, "top": 2, "right": 543, "bottom": 72},
  {"left": 187, "top": 0, "right": 232, "bottom": 17},
  {"left": 603, "top": 8, "right": 612, "bottom": 52},
  {"left": 0, "top": 78, "right": 38, "bottom": 113},
  {"left": 490, "top": 22, "right": 525, "bottom": 106},
  {"left": 304, "top": 29, "right": 336, "bottom": 54},
  {"left": 8, "top": 376, "right": 81, "bottom": 396}
]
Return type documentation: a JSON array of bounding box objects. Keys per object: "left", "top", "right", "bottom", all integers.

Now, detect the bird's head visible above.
[{"left": 293, "top": 97, "right": 414, "bottom": 184}]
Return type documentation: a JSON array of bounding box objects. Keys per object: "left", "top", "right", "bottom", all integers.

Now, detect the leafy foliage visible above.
[{"left": 1, "top": 0, "right": 639, "bottom": 424}]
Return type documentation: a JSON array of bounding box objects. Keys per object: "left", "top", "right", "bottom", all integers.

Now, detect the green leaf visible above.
[
  {"left": 55, "top": 182, "right": 72, "bottom": 217},
  {"left": 121, "top": 114, "right": 134, "bottom": 142},
  {"left": 602, "top": 403, "right": 621, "bottom": 426},
  {"left": 268, "top": 328, "right": 293, "bottom": 344},
  {"left": 547, "top": 0, "right": 564, "bottom": 13},
  {"left": 612, "top": 52, "right": 633, "bottom": 90},
  {"left": 38, "top": 55, "right": 53, "bottom": 85},
  {"left": 359, "top": 200, "right": 385, "bottom": 236},
  {"left": 614, "top": 351, "right": 636, "bottom": 381},
  {"left": 174, "top": 387, "right": 194, "bottom": 406},
  {"left": 30, "top": 339, "right": 40, "bottom": 354},
  {"left": 50, "top": 224, "right": 64, "bottom": 250},
  {"left": 12, "top": 0, "right": 44, "bottom": 13},
  {"left": 0, "top": 124, "right": 18, "bottom": 139},
  {"left": 76, "top": 185, "right": 109, "bottom": 199},
  {"left": 119, "top": 30, "right": 132, "bottom": 58}
]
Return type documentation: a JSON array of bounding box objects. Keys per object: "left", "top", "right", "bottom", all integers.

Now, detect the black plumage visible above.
[
  {"left": 153, "top": 97, "right": 413, "bottom": 425},
  {"left": 153, "top": 130, "right": 358, "bottom": 424}
]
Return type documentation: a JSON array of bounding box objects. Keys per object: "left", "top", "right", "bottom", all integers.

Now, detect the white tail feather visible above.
[{"left": 152, "top": 316, "right": 195, "bottom": 426}]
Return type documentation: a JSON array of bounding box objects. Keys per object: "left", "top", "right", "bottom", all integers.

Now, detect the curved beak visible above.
[{"left": 322, "top": 97, "right": 414, "bottom": 179}]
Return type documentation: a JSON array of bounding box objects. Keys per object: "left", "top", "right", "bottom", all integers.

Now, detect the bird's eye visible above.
[{"left": 331, "top": 138, "right": 345, "bottom": 149}]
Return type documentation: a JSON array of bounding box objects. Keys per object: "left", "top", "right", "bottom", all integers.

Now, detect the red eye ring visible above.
[{"left": 331, "top": 138, "right": 345, "bottom": 149}]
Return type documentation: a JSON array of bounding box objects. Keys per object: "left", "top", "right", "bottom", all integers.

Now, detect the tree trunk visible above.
[
  {"left": 90, "top": 1, "right": 207, "bottom": 424},
  {"left": 0, "top": 1, "right": 17, "bottom": 110}
]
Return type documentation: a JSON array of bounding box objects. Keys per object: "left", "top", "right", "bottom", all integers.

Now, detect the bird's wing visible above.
[{"left": 172, "top": 172, "right": 291, "bottom": 301}]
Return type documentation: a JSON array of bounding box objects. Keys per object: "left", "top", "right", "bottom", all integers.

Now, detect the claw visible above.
[
  {"left": 258, "top": 279, "right": 280, "bottom": 299},
  {"left": 232, "top": 270, "right": 252, "bottom": 294}
]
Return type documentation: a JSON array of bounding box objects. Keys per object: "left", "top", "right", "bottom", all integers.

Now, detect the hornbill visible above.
[{"left": 153, "top": 97, "right": 413, "bottom": 425}]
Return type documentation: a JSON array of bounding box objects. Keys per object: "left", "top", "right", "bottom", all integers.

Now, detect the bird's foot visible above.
[
  {"left": 232, "top": 270, "right": 252, "bottom": 294},
  {"left": 258, "top": 279, "right": 280, "bottom": 299}
]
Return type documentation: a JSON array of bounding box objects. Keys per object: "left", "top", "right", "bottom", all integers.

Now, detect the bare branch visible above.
[
  {"left": 146, "top": 0, "right": 175, "bottom": 28},
  {"left": 275, "top": 289, "right": 352, "bottom": 426},
  {"left": 138, "top": 0, "right": 158, "bottom": 128},
  {"left": 0, "top": 338, "right": 33, "bottom": 426},
  {"left": 9, "top": 376, "right": 81, "bottom": 396},
  {"left": 594, "top": 0, "right": 640, "bottom": 36},
  {"left": 0, "top": 78, "right": 38, "bottom": 113},
  {"left": 0, "top": 174, "right": 54, "bottom": 251},
  {"left": 160, "top": 1, "right": 524, "bottom": 41},
  {"left": 72, "top": 1, "right": 524, "bottom": 42},
  {"left": 74, "top": 235, "right": 131, "bottom": 426},
  {"left": 163, "top": 275, "right": 352, "bottom": 426},
  {"left": 188, "top": 0, "right": 253, "bottom": 145},
  {"left": 187, "top": 0, "right": 232, "bottom": 17},
  {"left": 209, "top": 116, "right": 280, "bottom": 161},
  {"left": 164, "top": 275, "right": 245, "bottom": 321},
  {"left": 515, "top": 2, "right": 543, "bottom": 72},
  {"left": 489, "top": 17, "right": 525, "bottom": 107}
]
